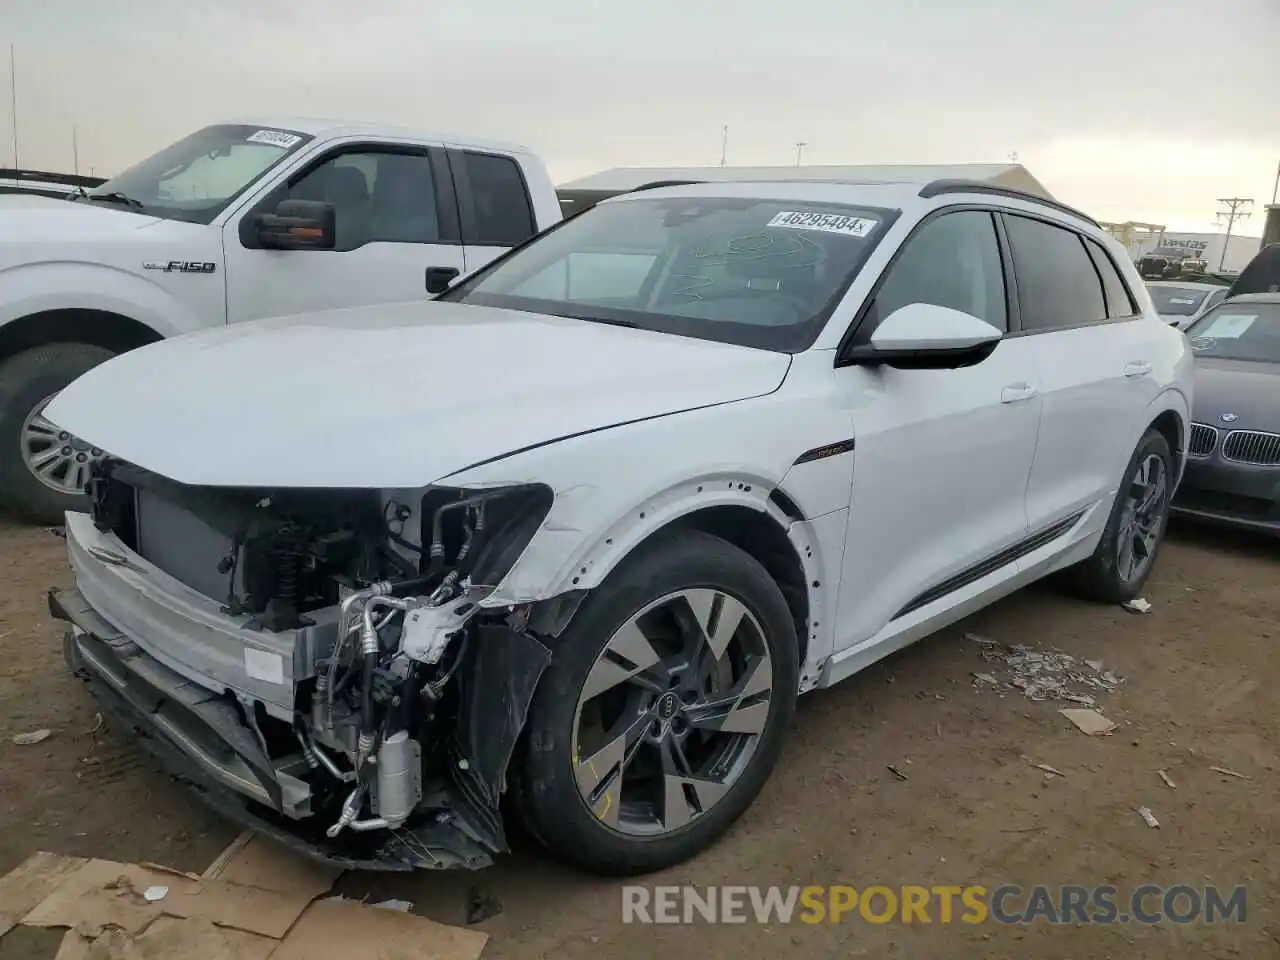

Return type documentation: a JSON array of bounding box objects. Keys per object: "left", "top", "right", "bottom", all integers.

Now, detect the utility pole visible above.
[
  {"left": 1214, "top": 197, "right": 1254, "bottom": 270},
  {"left": 1272, "top": 160, "right": 1278, "bottom": 206},
  {"left": 719, "top": 125, "right": 728, "bottom": 167},
  {"left": 794, "top": 141, "right": 808, "bottom": 166},
  {"left": 72, "top": 125, "right": 79, "bottom": 176},
  {"left": 8, "top": 44, "right": 17, "bottom": 169}
]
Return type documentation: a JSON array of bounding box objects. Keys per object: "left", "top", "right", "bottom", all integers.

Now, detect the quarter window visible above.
[
  {"left": 1004, "top": 214, "right": 1107, "bottom": 331},
  {"left": 874, "top": 210, "right": 1008, "bottom": 332},
  {"left": 1084, "top": 237, "right": 1137, "bottom": 319}
]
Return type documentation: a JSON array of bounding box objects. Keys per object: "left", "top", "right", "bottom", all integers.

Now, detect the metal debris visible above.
[
  {"left": 1209, "top": 766, "right": 1251, "bottom": 781},
  {"left": 1122, "top": 598, "right": 1152, "bottom": 614},
  {"left": 12, "top": 729, "right": 51, "bottom": 746},
  {"left": 372, "top": 899, "right": 414, "bottom": 912},
  {"left": 1034, "top": 763, "right": 1066, "bottom": 778},
  {"left": 965, "top": 633, "right": 1124, "bottom": 704},
  {"left": 1137, "top": 806, "right": 1160, "bottom": 828},
  {"left": 887, "top": 765, "right": 909, "bottom": 781},
  {"left": 1158, "top": 769, "right": 1176, "bottom": 789}
]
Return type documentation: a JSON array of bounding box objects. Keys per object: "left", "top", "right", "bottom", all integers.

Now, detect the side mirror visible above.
[
  {"left": 255, "top": 199, "right": 335, "bottom": 251},
  {"left": 840, "top": 302, "right": 1003, "bottom": 370}
]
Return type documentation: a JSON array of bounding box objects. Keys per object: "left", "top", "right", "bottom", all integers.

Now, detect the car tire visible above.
[
  {"left": 0, "top": 343, "right": 116, "bottom": 524},
  {"left": 510, "top": 527, "right": 800, "bottom": 876},
  {"left": 1069, "top": 427, "right": 1175, "bottom": 603}
]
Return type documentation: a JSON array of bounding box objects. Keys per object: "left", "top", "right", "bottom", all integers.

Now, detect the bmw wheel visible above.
[{"left": 512, "top": 528, "right": 799, "bottom": 875}]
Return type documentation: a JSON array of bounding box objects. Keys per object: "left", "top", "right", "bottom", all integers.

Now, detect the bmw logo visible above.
[{"left": 1221, "top": 413, "right": 1239, "bottom": 423}]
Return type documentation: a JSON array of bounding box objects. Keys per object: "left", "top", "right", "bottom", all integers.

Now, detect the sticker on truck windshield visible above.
[
  {"left": 246, "top": 129, "right": 302, "bottom": 149},
  {"left": 766, "top": 211, "right": 878, "bottom": 237}
]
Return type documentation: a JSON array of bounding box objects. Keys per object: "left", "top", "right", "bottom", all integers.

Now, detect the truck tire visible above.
[{"left": 0, "top": 343, "right": 116, "bottom": 524}]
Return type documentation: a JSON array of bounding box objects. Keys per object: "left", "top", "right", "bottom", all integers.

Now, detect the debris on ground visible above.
[
  {"left": 1060, "top": 708, "right": 1118, "bottom": 736},
  {"left": 1033, "top": 763, "right": 1066, "bottom": 778},
  {"left": 966, "top": 633, "right": 1124, "bottom": 705},
  {"left": 1136, "top": 806, "right": 1160, "bottom": 828},
  {"left": 1158, "top": 769, "right": 1177, "bottom": 789},
  {"left": 11, "top": 729, "right": 51, "bottom": 746},
  {"left": 1122, "top": 598, "right": 1152, "bottom": 615},
  {"left": 887, "top": 765, "right": 909, "bottom": 781},
  {"left": 1209, "top": 765, "right": 1251, "bottom": 781},
  {"left": 0, "top": 835, "right": 489, "bottom": 960},
  {"left": 466, "top": 885, "right": 504, "bottom": 925}
]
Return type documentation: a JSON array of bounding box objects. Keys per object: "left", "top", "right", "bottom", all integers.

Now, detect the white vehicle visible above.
[
  {"left": 1146, "top": 280, "right": 1230, "bottom": 329},
  {"left": 0, "top": 119, "right": 561, "bottom": 522},
  {"left": 46, "top": 178, "right": 1192, "bottom": 876}
]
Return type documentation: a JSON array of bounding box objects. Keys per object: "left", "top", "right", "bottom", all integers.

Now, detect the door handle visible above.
[
  {"left": 425, "top": 266, "right": 461, "bottom": 294},
  {"left": 1124, "top": 360, "right": 1153, "bottom": 378},
  {"left": 1000, "top": 383, "right": 1038, "bottom": 404}
]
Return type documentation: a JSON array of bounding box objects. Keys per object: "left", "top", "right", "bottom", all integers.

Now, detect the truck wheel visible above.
[
  {"left": 511, "top": 528, "right": 799, "bottom": 876},
  {"left": 0, "top": 343, "right": 116, "bottom": 524}
]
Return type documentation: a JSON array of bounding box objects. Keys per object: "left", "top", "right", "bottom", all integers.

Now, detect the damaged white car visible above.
[{"left": 46, "top": 179, "right": 1191, "bottom": 876}]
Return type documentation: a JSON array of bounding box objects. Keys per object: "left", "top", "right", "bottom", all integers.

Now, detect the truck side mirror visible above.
[{"left": 255, "top": 200, "right": 336, "bottom": 251}]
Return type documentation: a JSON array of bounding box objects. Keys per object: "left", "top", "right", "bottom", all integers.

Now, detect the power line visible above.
[{"left": 1213, "top": 197, "right": 1254, "bottom": 270}]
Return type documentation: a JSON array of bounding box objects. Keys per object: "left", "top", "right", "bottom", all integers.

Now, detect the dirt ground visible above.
[{"left": 1, "top": 517, "right": 1277, "bottom": 959}]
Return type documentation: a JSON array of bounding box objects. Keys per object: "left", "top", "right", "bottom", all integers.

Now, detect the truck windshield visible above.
[
  {"left": 82, "top": 123, "right": 313, "bottom": 225},
  {"left": 1186, "top": 302, "right": 1280, "bottom": 364},
  {"left": 442, "top": 195, "right": 893, "bottom": 352}
]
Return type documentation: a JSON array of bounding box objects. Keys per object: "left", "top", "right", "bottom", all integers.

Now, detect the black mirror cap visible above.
[
  {"left": 837, "top": 339, "right": 999, "bottom": 371},
  {"left": 256, "top": 199, "right": 336, "bottom": 250}
]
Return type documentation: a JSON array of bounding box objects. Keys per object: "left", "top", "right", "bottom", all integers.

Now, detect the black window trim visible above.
[
  {"left": 835, "top": 203, "right": 1016, "bottom": 363},
  {"left": 238, "top": 140, "right": 461, "bottom": 251},
  {"left": 447, "top": 148, "right": 538, "bottom": 248},
  {"left": 1082, "top": 234, "right": 1140, "bottom": 320},
  {"left": 997, "top": 209, "right": 1140, "bottom": 340}
]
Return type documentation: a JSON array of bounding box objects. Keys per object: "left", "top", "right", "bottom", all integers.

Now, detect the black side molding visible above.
[
  {"left": 917, "top": 179, "right": 1100, "bottom": 229},
  {"left": 794, "top": 438, "right": 856, "bottom": 465},
  {"left": 892, "top": 509, "right": 1087, "bottom": 620}
]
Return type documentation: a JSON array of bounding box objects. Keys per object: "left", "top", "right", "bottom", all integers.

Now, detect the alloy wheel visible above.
[
  {"left": 21, "top": 393, "right": 102, "bottom": 496},
  {"left": 1116, "top": 452, "right": 1169, "bottom": 584},
  {"left": 570, "top": 587, "right": 774, "bottom": 837}
]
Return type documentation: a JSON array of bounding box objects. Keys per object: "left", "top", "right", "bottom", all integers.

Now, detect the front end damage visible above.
[{"left": 49, "top": 459, "right": 565, "bottom": 871}]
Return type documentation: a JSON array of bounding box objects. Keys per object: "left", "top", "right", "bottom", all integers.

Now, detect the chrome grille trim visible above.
[
  {"left": 1187, "top": 423, "right": 1219, "bottom": 459},
  {"left": 1222, "top": 430, "right": 1280, "bottom": 467}
]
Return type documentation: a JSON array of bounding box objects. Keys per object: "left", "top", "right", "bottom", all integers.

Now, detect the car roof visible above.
[
  {"left": 598, "top": 179, "right": 1101, "bottom": 232},
  {"left": 222, "top": 116, "right": 533, "bottom": 155}
]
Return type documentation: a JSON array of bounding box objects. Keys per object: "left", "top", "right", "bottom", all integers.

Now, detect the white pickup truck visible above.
[{"left": 0, "top": 118, "right": 562, "bottom": 522}]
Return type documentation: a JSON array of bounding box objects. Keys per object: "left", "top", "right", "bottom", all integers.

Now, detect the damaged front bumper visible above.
[{"left": 49, "top": 513, "right": 552, "bottom": 873}]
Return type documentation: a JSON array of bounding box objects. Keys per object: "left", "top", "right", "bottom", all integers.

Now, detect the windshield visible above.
[
  {"left": 85, "top": 123, "right": 313, "bottom": 224},
  {"left": 1185, "top": 302, "right": 1280, "bottom": 363},
  {"left": 442, "top": 195, "right": 894, "bottom": 351},
  {"left": 1148, "top": 285, "right": 1210, "bottom": 315}
]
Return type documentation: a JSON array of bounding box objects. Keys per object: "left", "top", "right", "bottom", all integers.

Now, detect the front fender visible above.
[{"left": 0, "top": 260, "right": 207, "bottom": 337}]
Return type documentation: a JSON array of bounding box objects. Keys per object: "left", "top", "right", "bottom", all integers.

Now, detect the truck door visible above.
[{"left": 222, "top": 144, "right": 465, "bottom": 323}]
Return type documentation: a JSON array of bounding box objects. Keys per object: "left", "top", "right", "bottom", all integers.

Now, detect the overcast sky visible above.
[{"left": 4, "top": 0, "right": 1277, "bottom": 231}]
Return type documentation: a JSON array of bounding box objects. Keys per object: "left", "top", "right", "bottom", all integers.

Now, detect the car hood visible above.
[
  {"left": 45, "top": 300, "right": 792, "bottom": 488},
  {"left": 1191, "top": 358, "right": 1280, "bottom": 432},
  {"left": 0, "top": 194, "right": 161, "bottom": 240}
]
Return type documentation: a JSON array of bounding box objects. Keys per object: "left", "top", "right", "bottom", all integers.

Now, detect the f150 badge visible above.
[{"left": 143, "top": 260, "right": 217, "bottom": 274}]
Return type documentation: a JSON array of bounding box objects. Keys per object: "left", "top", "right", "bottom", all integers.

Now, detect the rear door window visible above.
[
  {"left": 1084, "top": 238, "right": 1137, "bottom": 318},
  {"left": 1003, "top": 214, "right": 1107, "bottom": 331},
  {"left": 458, "top": 152, "right": 536, "bottom": 246}
]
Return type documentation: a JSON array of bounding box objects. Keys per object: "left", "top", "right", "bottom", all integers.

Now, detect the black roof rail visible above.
[
  {"left": 627, "top": 179, "right": 705, "bottom": 193},
  {"left": 917, "top": 179, "right": 1100, "bottom": 228}
]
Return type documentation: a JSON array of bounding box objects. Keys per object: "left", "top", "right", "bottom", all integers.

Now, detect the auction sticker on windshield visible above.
[
  {"left": 1199, "top": 314, "right": 1256, "bottom": 339},
  {"left": 767, "top": 211, "right": 878, "bottom": 238},
  {"left": 246, "top": 129, "right": 303, "bottom": 149}
]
